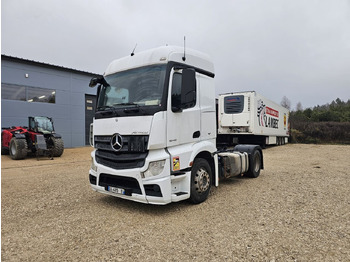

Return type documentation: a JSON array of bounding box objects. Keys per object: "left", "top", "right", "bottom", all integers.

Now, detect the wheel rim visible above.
[
  {"left": 254, "top": 154, "right": 260, "bottom": 172},
  {"left": 194, "top": 168, "right": 210, "bottom": 193},
  {"left": 10, "top": 142, "right": 17, "bottom": 156}
]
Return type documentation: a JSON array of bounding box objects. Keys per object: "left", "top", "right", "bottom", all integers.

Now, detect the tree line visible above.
[{"left": 284, "top": 98, "right": 350, "bottom": 144}]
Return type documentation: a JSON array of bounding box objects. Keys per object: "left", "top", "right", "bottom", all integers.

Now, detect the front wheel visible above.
[
  {"left": 51, "top": 138, "right": 64, "bottom": 157},
  {"left": 189, "top": 158, "right": 212, "bottom": 204}
]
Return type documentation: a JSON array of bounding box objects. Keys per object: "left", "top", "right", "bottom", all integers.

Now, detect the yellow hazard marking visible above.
[{"left": 173, "top": 157, "right": 180, "bottom": 171}]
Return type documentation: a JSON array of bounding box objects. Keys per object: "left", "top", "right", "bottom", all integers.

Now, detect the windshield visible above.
[
  {"left": 97, "top": 65, "right": 167, "bottom": 109},
  {"left": 35, "top": 117, "right": 54, "bottom": 134}
]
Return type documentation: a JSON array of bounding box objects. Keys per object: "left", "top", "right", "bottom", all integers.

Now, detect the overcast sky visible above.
[{"left": 2, "top": 0, "right": 350, "bottom": 109}]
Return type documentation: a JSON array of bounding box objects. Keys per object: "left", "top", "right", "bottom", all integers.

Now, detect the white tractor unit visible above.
[{"left": 89, "top": 46, "right": 263, "bottom": 205}]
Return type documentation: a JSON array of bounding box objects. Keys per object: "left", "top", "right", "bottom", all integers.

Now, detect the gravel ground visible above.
[{"left": 1, "top": 144, "right": 350, "bottom": 261}]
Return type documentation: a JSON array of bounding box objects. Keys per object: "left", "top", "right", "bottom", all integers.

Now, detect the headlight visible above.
[
  {"left": 91, "top": 157, "right": 97, "bottom": 172},
  {"left": 141, "top": 160, "right": 166, "bottom": 179}
]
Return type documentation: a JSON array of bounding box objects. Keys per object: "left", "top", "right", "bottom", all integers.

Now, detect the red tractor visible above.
[{"left": 1, "top": 116, "right": 64, "bottom": 160}]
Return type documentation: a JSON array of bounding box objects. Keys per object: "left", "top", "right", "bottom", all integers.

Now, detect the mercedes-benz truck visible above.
[{"left": 89, "top": 46, "right": 263, "bottom": 205}]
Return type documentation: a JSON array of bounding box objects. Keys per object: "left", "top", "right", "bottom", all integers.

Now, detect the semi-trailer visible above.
[{"left": 218, "top": 91, "right": 290, "bottom": 147}]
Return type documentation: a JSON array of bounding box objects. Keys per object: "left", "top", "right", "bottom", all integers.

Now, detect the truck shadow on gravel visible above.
[
  {"left": 95, "top": 195, "right": 194, "bottom": 214},
  {"left": 94, "top": 177, "right": 246, "bottom": 214},
  {"left": 210, "top": 177, "right": 246, "bottom": 193}
]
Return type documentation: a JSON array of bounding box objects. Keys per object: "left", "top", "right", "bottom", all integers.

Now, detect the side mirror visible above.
[
  {"left": 89, "top": 77, "right": 109, "bottom": 88},
  {"left": 89, "top": 78, "right": 99, "bottom": 88}
]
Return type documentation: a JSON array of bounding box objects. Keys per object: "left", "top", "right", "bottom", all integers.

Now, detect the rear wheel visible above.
[
  {"left": 189, "top": 158, "right": 212, "bottom": 204},
  {"left": 9, "top": 138, "right": 28, "bottom": 160},
  {"left": 246, "top": 150, "right": 262, "bottom": 178},
  {"left": 51, "top": 138, "right": 64, "bottom": 157},
  {"left": 1, "top": 146, "right": 9, "bottom": 155},
  {"left": 1, "top": 132, "right": 9, "bottom": 155}
]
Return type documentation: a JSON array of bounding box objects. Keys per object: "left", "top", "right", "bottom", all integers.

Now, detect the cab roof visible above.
[{"left": 104, "top": 46, "right": 215, "bottom": 76}]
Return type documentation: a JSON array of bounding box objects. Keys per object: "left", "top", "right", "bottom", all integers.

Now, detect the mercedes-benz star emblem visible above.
[{"left": 110, "top": 133, "right": 123, "bottom": 151}]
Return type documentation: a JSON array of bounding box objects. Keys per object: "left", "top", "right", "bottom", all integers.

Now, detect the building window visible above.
[
  {"left": 1, "top": 84, "right": 26, "bottom": 101},
  {"left": 1, "top": 83, "right": 55, "bottom": 103},
  {"left": 27, "top": 87, "right": 55, "bottom": 103}
]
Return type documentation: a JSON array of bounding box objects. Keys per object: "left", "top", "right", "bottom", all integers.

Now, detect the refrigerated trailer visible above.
[
  {"left": 88, "top": 46, "right": 263, "bottom": 205},
  {"left": 218, "top": 92, "right": 290, "bottom": 147}
]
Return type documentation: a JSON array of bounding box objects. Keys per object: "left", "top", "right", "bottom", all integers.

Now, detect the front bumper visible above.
[{"left": 89, "top": 149, "right": 190, "bottom": 205}]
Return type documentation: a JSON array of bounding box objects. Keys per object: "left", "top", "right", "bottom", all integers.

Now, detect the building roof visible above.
[{"left": 1, "top": 54, "right": 101, "bottom": 77}]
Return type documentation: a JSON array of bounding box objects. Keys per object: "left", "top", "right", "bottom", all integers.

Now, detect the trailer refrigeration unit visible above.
[
  {"left": 218, "top": 92, "right": 290, "bottom": 147},
  {"left": 89, "top": 46, "right": 263, "bottom": 205}
]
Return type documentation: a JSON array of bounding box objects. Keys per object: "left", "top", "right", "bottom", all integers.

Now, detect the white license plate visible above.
[{"left": 108, "top": 186, "right": 125, "bottom": 195}]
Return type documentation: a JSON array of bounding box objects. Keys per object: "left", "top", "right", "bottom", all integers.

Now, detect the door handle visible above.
[{"left": 193, "top": 131, "right": 200, "bottom": 138}]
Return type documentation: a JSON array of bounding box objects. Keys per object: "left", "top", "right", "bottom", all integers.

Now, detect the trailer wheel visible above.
[
  {"left": 246, "top": 150, "right": 261, "bottom": 178},
  {"left": 9, "top": 137, "right": 28, "bottom": 160},
  {"left": 189, "top": 158, "right": 212, "bottom": 204},
  {"left": 51, "top": 138, "right": 64, "bottom": 157}
]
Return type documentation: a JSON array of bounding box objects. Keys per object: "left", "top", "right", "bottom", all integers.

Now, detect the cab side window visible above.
[
  {"left": 171, "top": 69, "right": 196, "bottom": 112},
  {"left": 171, "top": 73, "right": 182, "bottom": 109}
]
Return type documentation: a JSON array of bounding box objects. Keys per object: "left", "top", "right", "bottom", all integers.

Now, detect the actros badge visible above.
[{"left": 110, "top": 133, "right": 123, "bottom": 151}]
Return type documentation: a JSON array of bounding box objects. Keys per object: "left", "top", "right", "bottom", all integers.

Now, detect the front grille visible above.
[
  {"left": 99, "top": 173, "right": 142, "bottom": 195},
  {"left": 95, "top": 135, "right": 149, "bottom": 170},
  {"left": 95, "top": 135, "right": 148, "bottom": 152},
  {"left": 96, "top": 151, "right": 147, "bottom": 169}
]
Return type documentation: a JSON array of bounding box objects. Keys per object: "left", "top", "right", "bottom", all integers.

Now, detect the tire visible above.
[
  {"left": 51, "top": 138, "right": 64, "bottom": 157},
  {"left": 9, "top": 138, "right": 28, "bottom": 160},
  {"left": 1, "top": 132, "right": 9, "bottom": 155},
  {"left": 189, "top": 158, "right": 212, "bottom": 204},
  {"left": 1, "top": 146, "right": 9, "bottom": 155},
  {"left": 246, "top": 150, "right": 261, "bottom": 178}
]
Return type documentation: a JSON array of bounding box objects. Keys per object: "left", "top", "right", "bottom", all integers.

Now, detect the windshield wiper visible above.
[
  {"left": 98, "top": 103, "right": 144, "bottom": 114},
  {"left": 97, "top": 105, "right": 114, "bottom": 111},
  {"left": 96, "top": 106, "right": 119, "bottom": 116},
  {"left": 114, "top": 103, "right": 143, "bottom": 113},
  {"left": 98, "top": 103, "right": 137, "bottom": 110},
  {"left": 116, "top": 103, "right": 139, "bottom": 107}
]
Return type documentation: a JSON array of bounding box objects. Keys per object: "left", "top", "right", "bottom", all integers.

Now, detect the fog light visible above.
[{"left": 141, "top": 160, "right": 165, "bottom": 178}]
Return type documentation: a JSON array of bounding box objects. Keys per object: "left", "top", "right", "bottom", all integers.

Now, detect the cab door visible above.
[{"left": 167, "top": 68, "right": 200, "bottom": 147}]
